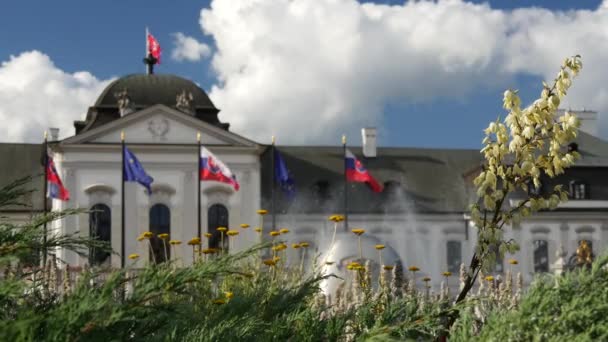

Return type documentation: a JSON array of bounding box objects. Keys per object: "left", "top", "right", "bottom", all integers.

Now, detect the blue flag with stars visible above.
[
  {"left": 274, "top": 148, "right": 295, "bottom": 199},
  {"left": 124, "top": 146, "right": 154, "bottom": 193}
]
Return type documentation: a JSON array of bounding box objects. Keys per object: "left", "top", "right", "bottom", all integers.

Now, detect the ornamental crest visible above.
[{"left": 147, "top": 118, "right": 169, "bottom": 140}]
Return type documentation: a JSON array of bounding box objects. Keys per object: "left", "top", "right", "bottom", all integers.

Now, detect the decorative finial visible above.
[
  {"left": 44, "top": 131, "right": 48, "bottom": 140},
  {"left": 176, "top": 90, "right": 195, "bottom": 115},
  {"left": 197, "top": 131, "right": 201, "bottom": 143},
  {"left": 271, "top": 136, "right": 276, "bottom": 145},
  {"left": 115, "top": 88, "right": 134, "bottom": 116},
  {"left": 342, "top": 135, "right": 346, "bottom": 145},
  {"left": 121, "top": 131, "right": 125, "bottom": 142}
]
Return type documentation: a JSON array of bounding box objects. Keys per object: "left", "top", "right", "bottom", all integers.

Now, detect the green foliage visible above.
[{"left": 450, "top": 255, "right": 608, "bottom": 341}]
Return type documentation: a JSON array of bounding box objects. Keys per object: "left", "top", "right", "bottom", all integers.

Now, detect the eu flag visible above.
[
  {"left": 274, "top": 148, "right": 295, "bottom": 199},
  {"left": 124, "top": 146, "right": 154, "bottom": 193}
]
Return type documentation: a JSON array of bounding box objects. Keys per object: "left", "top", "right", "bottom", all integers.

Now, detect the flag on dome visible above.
[
  {"left": 146, "top": 29, "right": 162, "bottom": 63},
  {"left": 46, "top": 156, "right": 70, "bottom": 201},
  {"left": 200, "top": 147, "right": 240, "bottom": 191},
  {"left": 345, "top": 149, "right": 383, "bottom": 193},
  {"left": 123, "top": 146, "right": 154, "bottom": 193}
]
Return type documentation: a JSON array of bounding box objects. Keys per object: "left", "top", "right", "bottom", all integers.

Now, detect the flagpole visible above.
[
  {"left": 197, "top": 132, "right": 202, "bottom": 239},
  {"left": 121, "top": 131, "right": 126, "bottom": 268},
  {"left": 271, "top": 136, "right": 276, "bottom": 232},
  {"left": 342, "top": 135, "right": 348, "bottom": 232},
  {"left": 42, "top": 131, "right": 48, "bottom": 266}
]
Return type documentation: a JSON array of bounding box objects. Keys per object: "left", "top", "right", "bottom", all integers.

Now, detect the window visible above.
[
  {"left": 89, "top": 204, "right": 111, "bottom": 266},
  {"left": 533, "top": 240, "right": 549, "bottom": 273},
  {"left": 446, "top": 241, "right": 462, "bottom": 273},
  {"left": 527, "top": 179, "right": 543, "bottom": 196},
  {"left": 208, "top": 204, "right": 229, "bottom": 250},
  {"left": 569, "top": 180, "right": 588, "bottom": 200},
  {"left": 149, "top": 204, "right": 171, "bottom": 263}
]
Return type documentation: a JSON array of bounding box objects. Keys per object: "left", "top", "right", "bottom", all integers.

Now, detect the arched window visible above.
[
  {"left": 208, "top": 204, "right": 229, "bottom": 250},
  {"left": 89, "top": 204, "right": 111, "bottom": 266},
  {"left": 533, "top": 240, "right": 549, "bottom": 273},
  {"left": 149, "top": 204, "right": 171, "bottom": 263}
]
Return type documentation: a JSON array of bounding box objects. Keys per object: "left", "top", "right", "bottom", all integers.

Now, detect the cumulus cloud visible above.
[
  {"left": 0, "top": 51, "right": 113, "bottom": 143},
  {"left": 200, "top": 0, "right": 608, "bottom": 144},
  {"left": 171, "top": 32, "right": 212, "bottom": 62}
]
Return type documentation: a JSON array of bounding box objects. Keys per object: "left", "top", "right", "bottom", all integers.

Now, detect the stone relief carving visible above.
[
  {"left": 114, "top": 88, "right": 135, "bottom": 116},
  {"left": 175, "top": 90, "right": 195, "bottom": 115},
  {"left": 147, "top": 118, "right": 170, "bottom": 140}
]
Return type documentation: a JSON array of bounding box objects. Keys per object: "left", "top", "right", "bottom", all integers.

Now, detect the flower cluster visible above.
[{"left": 470, "top": 56, "right": 583, "bottom": 272}]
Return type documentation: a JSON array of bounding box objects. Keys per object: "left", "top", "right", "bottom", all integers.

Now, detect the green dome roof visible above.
[{"left": 94, "top": 74, "right": 216, "bottom": 110}]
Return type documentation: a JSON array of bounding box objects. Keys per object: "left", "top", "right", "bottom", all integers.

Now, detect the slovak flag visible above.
[
  {"left": 46, "top": 156, "right": 70, "bottom": 201},
  {"left": 345, "top": 149, "right": 383, "bottom": 193},
  {"left": 200, "top": 147, "right": 240, "bottom": 191},
  {"left": 147, "top": 31, "right": 162, "bottom": 63}
]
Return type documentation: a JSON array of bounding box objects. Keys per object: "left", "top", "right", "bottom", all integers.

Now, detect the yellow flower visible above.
[
  {"left": 142, "top": 231, "right": 153, "bottom": 239},
  {"left": 256, "top": 209, "right": 268, "bottom": 215},
  {"left": 279, "top": 228, "right": 289, "bottom": 234},
  {"left": 408, "top": 266, "right": 420, "bottom": 272},
  {"left": 347, "top": 262, "right": 364, "bottom": 271},
  {"left": 216, "top": 227, "right": 227, "bottom": 232},
  {"left": 202, "top": 248, "right": 216, "bottom": 255},
  {"left": 204, "top": 233, "right": 213, "bottom": 238},
  {"left": 292, "top": 243, "right": 301, "bottom": 249},
  {"left": 273, "top": 256, "right": 281, "bottom": 262},
  {"left": 213, "top": 299, "right": 226, "bottom": 305},
  {"left": 508, "top": 259, "right": 518, "bottom": 265},
  {"left": 269, "top": 231, "right": 280, "bottom": 237},
  {"left": 158, "top": 233, "right": 169, "bottom": 240},
  {"left": 299, "top": 242, "right": 310, "bottom": 248},
  {"left": 325, "top": 261, "right": 335, "bottom": 265},
  {"left": 254, "top": 227, "right": 262, "bottom": 233},
  {"left": 225, "top": 291, "right": 234, "bottom": 299},
  {"left": 485, "top": 275, "right": 495, "bottom": 282},
  {"left": 375, "top": 244, "right": 385, "bottom": 250},
  {"left": 240, "top": 223, "right": 250, "bottom": 229},
  {"left": 329, "top": 215, "right": 345, "bottom": 222},
  {"left": 422, "top": 277, "right": 431, "bottom": 282},
  {"left": 263, "top": 259, "right": 277, "bottom": 266},
  {"left": 272, "top": 243, "right": 287, "bottom": 251},
  {"left": 442, "top": 271, "right": 452, "bottom": 277},
  {"left": 128, "top": 253, "right": 139, "bottom": 260},
  {"left": 383, "top": 265, "right": 394, "bottom": 271},
  {"left": 137, "top": 235, "right": 145, "bottom": 242},
  {"left": 169, "top": 240, "right": 182, "bottom": 245},
  {"left": 188, "top": 237, "right": 201, "bottom": 245},
  {"left": 226, "top": 230, "right": 239, "bottom": 236},
  {"left": 351, "top": 228, "right": 365, "bottom": 236}
]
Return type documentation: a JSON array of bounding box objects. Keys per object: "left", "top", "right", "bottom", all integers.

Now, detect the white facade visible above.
[
  {"left": 52, "top": 105, "right": 262, "bottom": 268},
  {"left": 43, "top": 102, "right": 608, "bottom": 291}
]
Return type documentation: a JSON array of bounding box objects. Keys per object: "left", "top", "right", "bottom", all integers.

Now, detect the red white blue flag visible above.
[
  {"left": 345, "top": 149, "right": 382, "bottom": 193},
  {"left": 200, "top": 147, "right": 240, "bottom": 191},
  {"left": 47, "top": 156, "right": 70, "bottom": 201}
]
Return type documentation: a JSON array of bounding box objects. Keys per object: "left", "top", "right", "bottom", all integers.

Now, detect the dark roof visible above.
[
  {"left": 261, "top": 146, "right": 484, "bottom": 214},
  {"left": 0, "top": 143, "right": 45, "bottom": 212},
  {"left": 74, "top": 74, "right": 229, "bottom": 135},
  {"left": 95, "top": 74, "right": 216, "bottom": 109}
]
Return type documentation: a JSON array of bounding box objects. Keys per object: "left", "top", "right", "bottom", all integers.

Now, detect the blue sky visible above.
[{"left": 0, "top": 0, "right": 606, "bottom": 148}]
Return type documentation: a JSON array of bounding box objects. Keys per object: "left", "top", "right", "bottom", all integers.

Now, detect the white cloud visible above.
[
  {"left": 171, "top": 32, "right": 212, "bottom": 62},
  {"left": 200, "top": 0, "right": 608, "bottom": 144},
  {"left": 0, "top": 51, "right": 113, "bottom": 143}
]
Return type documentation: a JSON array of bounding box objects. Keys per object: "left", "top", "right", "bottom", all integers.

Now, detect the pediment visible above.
[{"left": 62, "top": 105, "right": 257, "bottom": 147}]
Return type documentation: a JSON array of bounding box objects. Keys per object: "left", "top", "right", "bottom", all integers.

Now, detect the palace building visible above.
[{"left": 2, "top": 71, "right": 608, "bottom": 290}]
